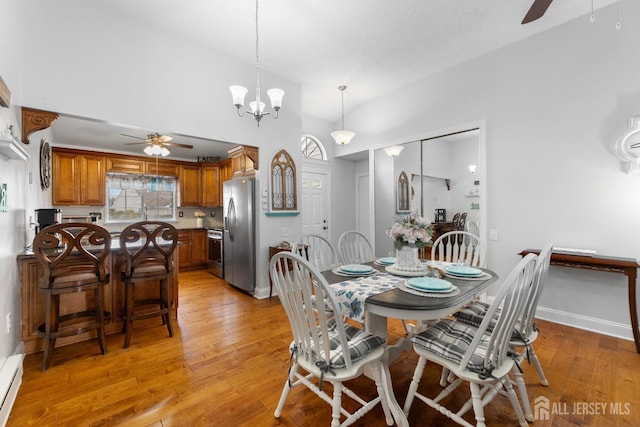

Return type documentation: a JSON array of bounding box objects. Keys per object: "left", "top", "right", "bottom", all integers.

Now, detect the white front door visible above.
[{"left": 301, "top": 169, "right": 329, "bottom": 239}]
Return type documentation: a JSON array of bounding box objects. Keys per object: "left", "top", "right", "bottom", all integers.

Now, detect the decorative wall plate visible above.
[
  {"left": 40, "top": 139, "right": 51, "bottom": 189},
  {"left": 613, "top": 116, "right": 640, "bottom": 174}
]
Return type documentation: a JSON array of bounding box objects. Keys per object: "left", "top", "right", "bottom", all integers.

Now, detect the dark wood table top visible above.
[{"left": 322, "top": 261, "right": 498, "bottom": 312}]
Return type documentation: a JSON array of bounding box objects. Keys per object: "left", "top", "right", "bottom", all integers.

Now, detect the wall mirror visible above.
[{"left": 373, "top": 127, "right": 483, "bottom": 257}]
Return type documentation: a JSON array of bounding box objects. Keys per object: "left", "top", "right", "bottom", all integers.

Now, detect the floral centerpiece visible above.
[
  {"left": 386, "top": 212, "right": 434, "bottom": 270},
  {"left": 194, "top": 210, "right": 205, "bottom": 228}
]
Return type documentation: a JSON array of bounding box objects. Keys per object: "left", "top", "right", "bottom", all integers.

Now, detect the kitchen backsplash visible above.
[{"left": 59, "top": 206, "right": 224, "bottom": 231}]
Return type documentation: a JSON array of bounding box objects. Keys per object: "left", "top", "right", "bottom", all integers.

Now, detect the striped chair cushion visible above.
[
  {"left": 310, "top": 319, "right": 385, "bottom": 369},
  {"left": 453, "top": 301, "right": 530, "bottom": 341},
  {"left": 454, "top": 301, "right": 494, "bottom": 328},
  {"left": 411, "top": 318, "right": 491, "bottom": 375}
]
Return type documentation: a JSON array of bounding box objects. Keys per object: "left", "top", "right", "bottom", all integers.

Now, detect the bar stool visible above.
[
  {"left": 33, "top": 223, "right": 111, "bottom": 371},
  {"left": 119, "top": 221, "right": 178, "bottom": 348}
]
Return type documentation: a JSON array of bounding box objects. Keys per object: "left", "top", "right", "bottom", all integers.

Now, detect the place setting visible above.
[
  {"left": 332, "top": 263, "right": 378, "bottom": 277},
  {"left": 397, "top": 276, "right": 460, "bottom": 297},
  {"left": 442, "top": 264, "right": 491, "bottom": 280}
]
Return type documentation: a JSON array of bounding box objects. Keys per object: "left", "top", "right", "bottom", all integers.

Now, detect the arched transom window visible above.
[
  {"left": 271, "top": 149, "right": 297, "bottom": 210},
  {"left": 300, "top": 135, "right": 327, "bottom": 160}
]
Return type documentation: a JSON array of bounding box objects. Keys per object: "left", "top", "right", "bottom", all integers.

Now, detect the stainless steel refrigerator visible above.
[{"left": 223, "top": 177, "right": 256, "bottom": 293}]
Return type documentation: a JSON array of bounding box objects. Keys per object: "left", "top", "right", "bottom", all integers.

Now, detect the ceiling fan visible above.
[
  {"left": 522, "top": 0, "right": 554, "bottom": 24},
  {"left": 121, "top": 132, "right": 194, "bottom": 156}
]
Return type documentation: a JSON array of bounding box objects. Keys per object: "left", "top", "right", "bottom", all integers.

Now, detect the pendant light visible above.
[
  {"left": 229, "top": 0, "right": 284, "bottom": 126},
  {"left": 331, "top": 85, "right": 355, "bottom": 145}
]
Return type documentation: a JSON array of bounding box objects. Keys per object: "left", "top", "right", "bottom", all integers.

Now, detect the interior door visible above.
[{"left": 300, "top": 170, "right": 328, "bottom": 239}]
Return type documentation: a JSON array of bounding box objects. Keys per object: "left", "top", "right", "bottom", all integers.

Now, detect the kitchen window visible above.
[{"left": 105, "top": 172, "right": 177, "bottom": 223}]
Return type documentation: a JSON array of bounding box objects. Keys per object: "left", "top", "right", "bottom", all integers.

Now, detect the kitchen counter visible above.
[{"left": 18, "top": 238, "right": 180, "bottom": 354}]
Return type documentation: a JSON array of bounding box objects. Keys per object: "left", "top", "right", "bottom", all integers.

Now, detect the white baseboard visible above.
[
  {"left": 483, "top": 297, "right": 633, "bottom": 341},
  {"left": 535, "top": 306, "right": 634, "bottom": 342},
  {"left": 0, "top": 344, "right": 25, "bottom": 427}
]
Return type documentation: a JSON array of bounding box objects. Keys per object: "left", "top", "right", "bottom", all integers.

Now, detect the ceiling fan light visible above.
[
  {"left": 144, "top": 145, "right": 154, "bottom": 156},
  {"left": 267, "top": 88, "right": 284, "bottom": 109},
  {"left": 229, "top": 86, "right": 248, "bottom": 107},
  {"left": 331, "top": 130, "right": 355, "bottom": 146},
  {"left": 160, "top": 146, "right": 170, "bottom": 157}
]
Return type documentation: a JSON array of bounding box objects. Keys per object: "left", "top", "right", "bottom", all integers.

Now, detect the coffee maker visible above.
[{"left": 35, "top": 208, "right": 61, "bottom": 232}]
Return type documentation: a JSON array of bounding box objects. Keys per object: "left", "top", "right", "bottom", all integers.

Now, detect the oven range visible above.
[{"left": 207, "top": 228, "right": 223, "bottom": 278}]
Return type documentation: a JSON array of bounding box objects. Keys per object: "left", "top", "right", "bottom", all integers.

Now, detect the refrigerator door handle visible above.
[{"left": 227, "top": 197, "right": 236, "bottom": 241}]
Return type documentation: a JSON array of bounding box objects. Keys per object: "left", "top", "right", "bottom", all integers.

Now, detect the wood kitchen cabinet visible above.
[
  {"left": 201, "top": 164, "right": 220, "bottom": 207},
  {"left": 146, "top": 159, "right": 178, "bottom": 177},
  {"left": 106, "top": 157, "right": 146, "bottom": 174},
  {"left": 52, "top": 148, "right": 105, "bottom": 205},
  {"left": 177, "top": 229, "right": 207, "bottom": 270},
  {"left": 179, "top": 164, "right": 202, "bottom": 206},
  {"left": 228, "top": 145, "right": 258, "bottom": 177}
]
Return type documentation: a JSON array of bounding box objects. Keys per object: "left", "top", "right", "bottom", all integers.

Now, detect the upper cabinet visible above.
[
  {"left": 50, "top": 146, "right": 259, "bottom": 208},
  {"left": 52, "top": 148, "right": 105, "bottom": 206},
  {"left": 201, "top": 164, "right": 220, "bottom": 207},
  {"left": 228, "top": 145, "right": 258, "bottom": 177},
  {"left": 179, "top": 164, "right": 202, "bottom": 207}
]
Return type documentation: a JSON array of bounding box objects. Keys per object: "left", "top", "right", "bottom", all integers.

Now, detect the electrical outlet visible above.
[
  {"left": 489, "top": 229, "right": 498, "bottom": 241},
  {"left": 6, "top": 312, "right": 11, "bottom": 334},
  {"left": 179, "top": 211, "right": 184, "bottom": 218}
]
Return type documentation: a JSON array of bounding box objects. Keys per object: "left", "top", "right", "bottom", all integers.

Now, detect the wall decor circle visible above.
[{"left": 40, "top": 139, "right": 51, "bottom": 189}]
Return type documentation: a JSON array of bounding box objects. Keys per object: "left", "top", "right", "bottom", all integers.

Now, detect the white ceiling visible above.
[{"left": 50, "top": 0, "right": 618, "bottom": 159}]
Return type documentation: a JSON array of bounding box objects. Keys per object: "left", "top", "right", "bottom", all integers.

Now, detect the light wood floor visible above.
[{"left": 8, "top": 270, "right": 640, "bottom": 426}]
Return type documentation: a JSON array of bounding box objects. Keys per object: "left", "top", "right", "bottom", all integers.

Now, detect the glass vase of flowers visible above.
[
  {"left": 194, "top": 210, "right": 205, "bottom": 228},
  {"left": 386, "top": 212, "right": 434, "bottom": 270}
]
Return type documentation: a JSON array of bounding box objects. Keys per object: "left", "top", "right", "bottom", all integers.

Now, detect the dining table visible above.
[{"left": 321, "top": 260, "right": 499, "bottom": 427}]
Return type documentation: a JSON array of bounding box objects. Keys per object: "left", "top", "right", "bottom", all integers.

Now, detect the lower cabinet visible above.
[{"left": 177, "top": 229, "right": 207, "bottom": 271}]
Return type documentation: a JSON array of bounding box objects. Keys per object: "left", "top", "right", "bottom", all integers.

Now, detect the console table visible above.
[{"left": 520, "top": 249, "right": 640, "bottom": 354}]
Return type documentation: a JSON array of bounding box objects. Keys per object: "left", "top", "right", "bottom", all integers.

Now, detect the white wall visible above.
[
  {"left": 337, "top": 3, "right": 640, "bottom": 339},
  {"left": 18, "top": 0, "right": 303, "bottom": 299},
  {"left": 0, "top": 0, "right": 29, "bottom": 362}
]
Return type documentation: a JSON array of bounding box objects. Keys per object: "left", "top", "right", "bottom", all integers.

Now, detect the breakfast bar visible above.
[{"left": 17, "top": 244, "right": 179, "bottom": 354}]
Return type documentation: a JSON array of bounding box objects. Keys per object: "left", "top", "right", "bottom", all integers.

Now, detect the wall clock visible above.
[{"left": 40, "top": 139, "right": 51, "bottom": 189}]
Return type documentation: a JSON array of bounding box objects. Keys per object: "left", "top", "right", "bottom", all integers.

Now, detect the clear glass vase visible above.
[{"left": 395, "top": 245, "right": 420, "bottom": 270}]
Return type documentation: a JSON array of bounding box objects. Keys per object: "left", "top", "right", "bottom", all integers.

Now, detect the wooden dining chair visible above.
[
  {"left": 270, "top": 251, "right": 401, "bottom": 426},
  {"left": 403, "top": 254, "right": 538, "bottom": 427},
  {"left": 431, "top": 230, "right": 486, "bottom": 267},
  {"left": 452, "top": 242, "right": 554, "bottom": 421},
  {"left": 292, "top": 234, "right": 341, "bottom": 271},
  {"left": 119, "top": 221, "right": 178, "bottom": 348},
  {"left": 33, "top": 223, "right": 112, "bottom": 371},
  {"left": 337, "top": 230, "right": 374, "bottom": 264}
]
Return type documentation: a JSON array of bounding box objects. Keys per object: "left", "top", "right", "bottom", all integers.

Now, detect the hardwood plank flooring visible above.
[{"left": 8, "top": 270, "right": 640, "bottom": 426}]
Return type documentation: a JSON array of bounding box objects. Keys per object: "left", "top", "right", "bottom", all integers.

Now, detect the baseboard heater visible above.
[{"left": 0, "top": 354, "right": 24, "bottom": 427}]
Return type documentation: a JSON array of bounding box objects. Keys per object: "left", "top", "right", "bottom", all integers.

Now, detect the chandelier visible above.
[
  {"left": 331, "top": 85, "right": 355, "bottom": 145},
  {"left": 229, "top": 0, "right": 284, "bottom": 126}
]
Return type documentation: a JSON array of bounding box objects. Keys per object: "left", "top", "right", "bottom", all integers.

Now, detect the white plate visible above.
[
  {"left": 385, "top": 265, "right": 429, "bottom": 277},
  {"left": 339, "top": 264, "right": 374, "bottom": 274}
]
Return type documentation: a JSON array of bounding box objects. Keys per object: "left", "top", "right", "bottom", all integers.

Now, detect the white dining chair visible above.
[
  {"left": 292, "top": 234, "right": 341, "bottom": 272},
  {"left": 269, "top": 251, "right": 401, "bottom": 426},
  {"left": 403, "top": 253, "right": 538, "bottom": 427},
  {"left": 431, "top": 230, "right": 486, "bottom": 267},
  {"left": 337, "top": 230, "right": 374, "bottom": 264},
  {"left": 453, "top": 242, "right": 554, "bottom": 421}
]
